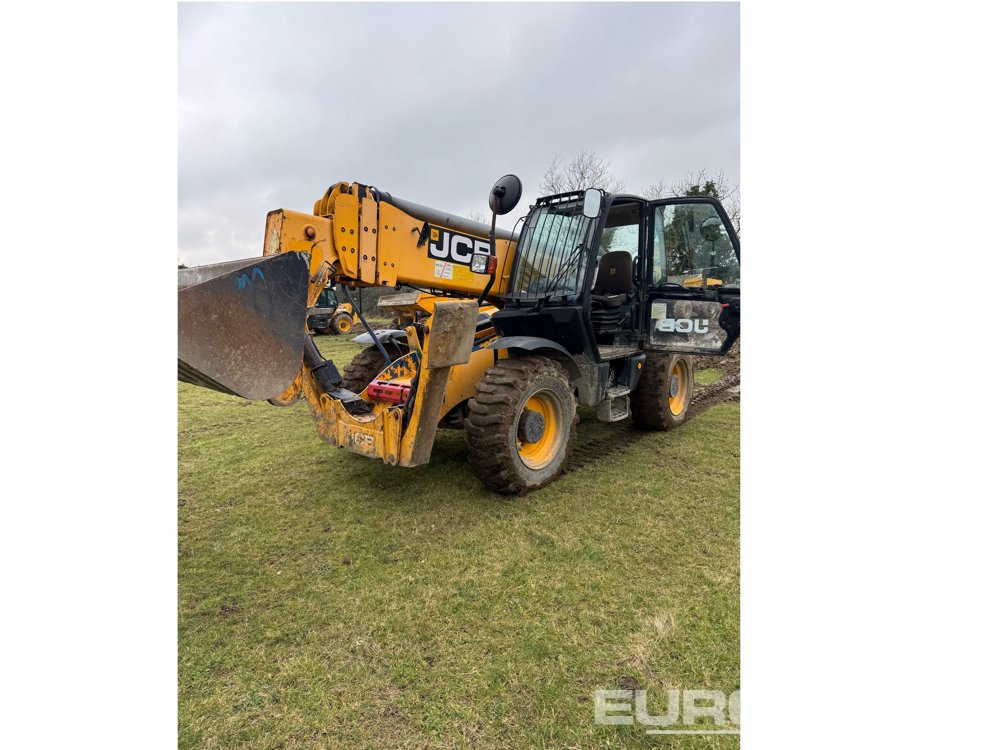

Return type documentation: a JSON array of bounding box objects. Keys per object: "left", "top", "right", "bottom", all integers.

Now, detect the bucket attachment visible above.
[{"left": 178, "top": 252, "right": 311, "bottom": 400}]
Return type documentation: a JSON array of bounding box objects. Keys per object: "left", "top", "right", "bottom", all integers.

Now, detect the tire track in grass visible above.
[
  {"left": 566, "top": 371, "right": 740, "bottom": 473},
  {"left": 689, "top": 372, "right": 740, "bottom": 416}
]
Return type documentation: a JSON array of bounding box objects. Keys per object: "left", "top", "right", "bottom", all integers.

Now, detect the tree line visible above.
[{"left": 540, "top": 150, "right": 739, "bottom": 237}]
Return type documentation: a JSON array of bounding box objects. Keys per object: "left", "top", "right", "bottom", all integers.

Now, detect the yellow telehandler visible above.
[
  {"left": 178, "top": 176, "right": 740, "bottom": 493},
  {"left": 307, "top": 283, "right": 358, "bottom": 335}
]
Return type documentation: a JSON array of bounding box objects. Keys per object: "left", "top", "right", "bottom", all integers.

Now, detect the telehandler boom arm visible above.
[{"left": 269, "top": 182, "right": 517, "bottom": 298}]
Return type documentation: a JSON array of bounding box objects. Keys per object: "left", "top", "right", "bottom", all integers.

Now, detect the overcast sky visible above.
[{"left": 179, "top": 2, "right": 739, "bottom": 266}]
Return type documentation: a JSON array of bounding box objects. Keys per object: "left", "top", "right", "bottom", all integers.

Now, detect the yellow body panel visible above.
[
  {"left": 301, "top": 375, "right": 405, "bottom": 464},
  {"left": 442, "top": 345, "right": 495, "bottom": 416},
  {"left": 333, "top": 193, "right": 360, "bottom": 278},
  {"left": 359, "top": 193, "right": 379, "bottom": 285}
]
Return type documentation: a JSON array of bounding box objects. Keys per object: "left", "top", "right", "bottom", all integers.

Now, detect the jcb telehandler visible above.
[
  {"left": 178, "top": 176, "right": 740, "bottom": 493},
  {"left": 307, "top": 283, "right": 358, "bottom": 335}
]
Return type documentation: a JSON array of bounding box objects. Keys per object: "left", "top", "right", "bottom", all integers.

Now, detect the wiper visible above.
[{"left": 535, "top": 243, "right": 585, "bottom": 310}]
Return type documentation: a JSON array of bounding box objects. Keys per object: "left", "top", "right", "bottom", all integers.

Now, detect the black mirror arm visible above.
[{"left": 477, "top": 207, "right": 500, "bottom": 307}]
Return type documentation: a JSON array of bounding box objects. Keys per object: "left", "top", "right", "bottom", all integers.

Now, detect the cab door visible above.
[{"left": 643, "top": 197, "right": 740, "bottom": 355}]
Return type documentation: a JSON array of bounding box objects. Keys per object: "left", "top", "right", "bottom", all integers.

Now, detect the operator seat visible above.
[{"left": 590, "top": 251, "right": 633, "bottom": 330}]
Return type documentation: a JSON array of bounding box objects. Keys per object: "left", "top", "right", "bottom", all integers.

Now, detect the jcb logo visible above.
[
  {"left": 655, "top": 318, "right": 710, "bottom": 334},
  {"left": 428, "top": 227, "right": 490, "bottom": 267}
]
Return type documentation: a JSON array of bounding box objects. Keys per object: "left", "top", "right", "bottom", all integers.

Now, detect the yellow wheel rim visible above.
[
  {"left": 516, "top": 391, "right": 563, "bottom": 469},
  {"left": 668, "top": 359, "right": 689, "bottom": 416},
  {"left": 337, "top": 318, "right": 352, "bottom": 332}
]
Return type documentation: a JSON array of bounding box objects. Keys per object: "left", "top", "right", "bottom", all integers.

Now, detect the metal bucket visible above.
[{"left": 178, "top": 252, "right": 310, "bottom": 400}]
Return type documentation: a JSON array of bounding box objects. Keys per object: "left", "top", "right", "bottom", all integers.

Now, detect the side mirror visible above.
[
  {"left": 479, "top": 174, "right": 522, "bottom": 305},
  {"left": 488, "top": 174, "right": 522, "bottom": 216},
  {"left": 583, "top": 188, "right": 601, "bottom": 219},
  {"left": 700, "top": 216, "right": 723, "bottom": 241}
]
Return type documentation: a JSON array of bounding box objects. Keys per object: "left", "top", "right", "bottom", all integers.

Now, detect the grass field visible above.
[{"left": 179, "top": 335, "right": 740, "bottom": 749}]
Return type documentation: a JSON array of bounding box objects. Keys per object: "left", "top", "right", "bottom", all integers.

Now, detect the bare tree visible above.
[
  {"left": 466, "top": 210, "right": 488, "bottom": 225},
  {"left": 720, "top": 183, "right": 740, "bottom": 237},
  {"left": 541, "top": 155, "right": 740, "bottom": 237},
  {"left": 541, "top": 149, "right": 627, "bottom": 195},
  {"left": 639, "top": 178, "right": 668, "bottom": 200}
]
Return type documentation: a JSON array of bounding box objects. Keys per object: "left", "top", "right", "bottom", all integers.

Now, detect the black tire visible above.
[
  {"left": 631, "top": 353, "right": 694, "bottom": 430},
  {"left": 465, "top": 356, "right": 578, "bottom": 495},
  {"left": 334, "top": 313, "right": 353, "bottom": 334},
  {"left": 341, "top": 344, "right": 407, "bottom": 394}
]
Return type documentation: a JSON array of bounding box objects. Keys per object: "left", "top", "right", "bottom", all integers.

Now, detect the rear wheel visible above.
[
  {"left": 632, "top": 353, "right": 694, "bottom": 430},
  {"left": 465, "top": 356, "right": 577, "bottom": 494},
  {"left": 341, "top": 343, "right": 407, "bottom": 393},
  {"left": 334, "top": 313, "right": 353, "bottom": 334}
]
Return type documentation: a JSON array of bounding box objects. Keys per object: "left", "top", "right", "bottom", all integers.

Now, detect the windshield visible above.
[{"left": 507, "top": 200, "right": 596, "bottom": 302}]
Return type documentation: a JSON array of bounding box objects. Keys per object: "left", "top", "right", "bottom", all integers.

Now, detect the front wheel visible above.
[
  {"left": 631, "top": 353, "right": 694, "bottom": 430},
  {"left": 341, "top": 343, "right": 408, "bottom": 393},
  {"left": 334, "top": 313, "right": 353, "bottom": 334},
  {"left": 465, "top": 356, "right": 578, "bottom": 494}
]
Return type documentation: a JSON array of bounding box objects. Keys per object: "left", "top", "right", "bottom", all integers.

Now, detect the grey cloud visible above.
[{"left": 179, "top": 2, "right": 739, "bottom": 265}]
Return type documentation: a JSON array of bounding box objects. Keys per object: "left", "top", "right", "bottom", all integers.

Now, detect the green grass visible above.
[
  {"left": 179, "top": 336, "right": 740, "bottom": 749},
  {"left": 695, "top": 367, "right": 725, "bottom": 386}
]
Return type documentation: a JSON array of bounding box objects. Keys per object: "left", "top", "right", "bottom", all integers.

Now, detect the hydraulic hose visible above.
[{"left": 304, "top": 333, "right": 343, "bottom": 394}]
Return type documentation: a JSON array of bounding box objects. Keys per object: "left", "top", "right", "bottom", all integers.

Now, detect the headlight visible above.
[{"left": 471, "top": 254, "right": 497, "bottom": 274}]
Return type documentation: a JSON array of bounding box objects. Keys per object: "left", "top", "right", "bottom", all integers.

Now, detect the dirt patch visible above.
[{"left": 694, "top": 339, "right": 740, "bottom": 378}]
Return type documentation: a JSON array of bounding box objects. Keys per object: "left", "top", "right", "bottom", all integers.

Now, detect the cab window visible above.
[
  {"left": 653, "top": 203, "right": 739, "bottom": 287},
  {"left": 598, "top": 201, "right": 641, "bottom": 261}
]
